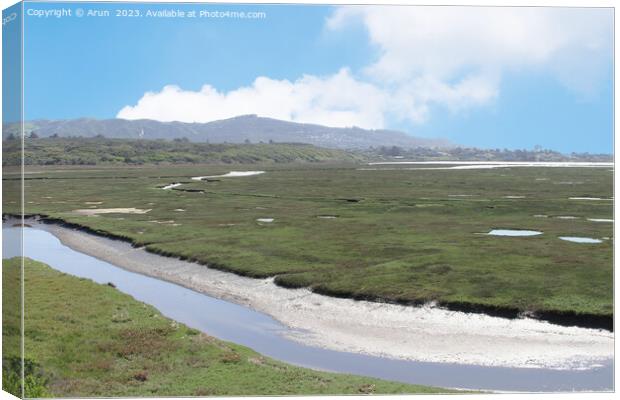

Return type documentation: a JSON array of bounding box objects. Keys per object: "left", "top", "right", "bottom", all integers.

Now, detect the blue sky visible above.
[{"left": 19, "top": 2, "right": 613, "bottom": 153}]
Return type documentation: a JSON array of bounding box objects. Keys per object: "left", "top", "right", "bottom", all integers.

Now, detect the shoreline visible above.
[{"left": 9, "top": 215, "right": 613, "bottom": 371}]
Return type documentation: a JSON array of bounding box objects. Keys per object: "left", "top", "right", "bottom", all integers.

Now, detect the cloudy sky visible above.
[{"left": 23, "top": 3, "right": 613, "bottom": 152}]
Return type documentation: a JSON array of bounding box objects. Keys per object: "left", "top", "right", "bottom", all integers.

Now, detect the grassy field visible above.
[
  {"left": 2, "top": 162, "right": 613, "bottom": 323},
  {"left": 2, "top": 258, "right": 449, "bottom": 397}
]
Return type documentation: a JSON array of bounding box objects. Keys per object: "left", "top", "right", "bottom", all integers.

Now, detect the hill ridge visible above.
[{"left": 2, "top": 115, "right": 454, "bottom": 150}]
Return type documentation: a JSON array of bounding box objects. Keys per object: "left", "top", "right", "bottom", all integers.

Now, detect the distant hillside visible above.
[
  {"left": 2, "top": 137, "right": 360, "bottom": 166},
  {"left": 2, "top": 115, "right": 453, "bottom": 150}
]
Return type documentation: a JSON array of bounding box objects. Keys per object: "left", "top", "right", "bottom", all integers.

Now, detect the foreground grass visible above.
[
  {"left": 2, "top": 258, "right": 449, "bottom": 397},
  {"left": 3, "top": 162, "right": 613, "bottom": 321}
]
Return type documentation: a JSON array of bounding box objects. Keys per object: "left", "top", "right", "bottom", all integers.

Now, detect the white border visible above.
[{"left": 0, "top": 1, "right": 616, "bottom": 399}]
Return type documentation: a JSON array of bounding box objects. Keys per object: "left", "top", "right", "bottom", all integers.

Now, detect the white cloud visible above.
[
  {"left": 117, "top": 68, "right": 388, "bottom": 128},
  {"left": 389, "top": 74, "right": 500, "bottom": 123},
  {"left": 118, "top": 7, "right": 611, "bottom": 128},
  {"left": 328, "top": 6, "right": 612, "bottom": 96}
]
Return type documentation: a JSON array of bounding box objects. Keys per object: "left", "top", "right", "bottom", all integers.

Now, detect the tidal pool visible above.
[
  {"left": 569, "top": 197, "right": 613, "bottom": 201},
  {"left": 192, "top": 171, "right": 265, "bottom": 180},
  {"left": 559, "top": 237, "right": 603, "bottom": 244},
  {"left": 72, "top": 207, "right": 151, "bottom": 215},
  {"left": 162, "top": 183, "right": 182, "bottom": 190},
  {"left": 488, "top": 229, "right": 543, "bottom": 237},
  {"left": 367, "top": 161, "right": 613, "bottom": 170}
]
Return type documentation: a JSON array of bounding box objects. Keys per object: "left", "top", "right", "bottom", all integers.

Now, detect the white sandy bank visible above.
[{"left": 47, "top": 224, "right": 613, "bottom": 371}]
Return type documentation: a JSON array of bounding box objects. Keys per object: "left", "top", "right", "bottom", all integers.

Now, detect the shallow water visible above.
[
  {"left": 558, "top": 237, "right": 603, "bottom": 244},
  {"left": 488, "top": 229, "right": 543, "bottom": 237},
  {"left": 192, "top": 170, "right": 265, "bottom": 180},
  {"left": 569, "top": 197, "right": 613, "bottom": 201},
  {"left": 365, "top": 162, "right": 613, "bottom": 170},
  {"left": 1, "top": 224, "right": 613, "bottom": 392},
  {"left": 162, "top": 183, "right": 182, "bottom": 190},
  {"left": 368, "top": 161, "right": 613, "bottom": 168}
]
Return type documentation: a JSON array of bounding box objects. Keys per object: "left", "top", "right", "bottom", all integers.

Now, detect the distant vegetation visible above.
[
  {"left": 3, "top": 135, "right": 610, "bottom": 167},
  {"left": 2, "top": 137, "right": 359, "bottom": 166},
  {"left": 365, "top": 145, "right": 613, "bottom": 162},
  {"left": 2, "top": 258, "right": 446, "bottom": 397}
]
